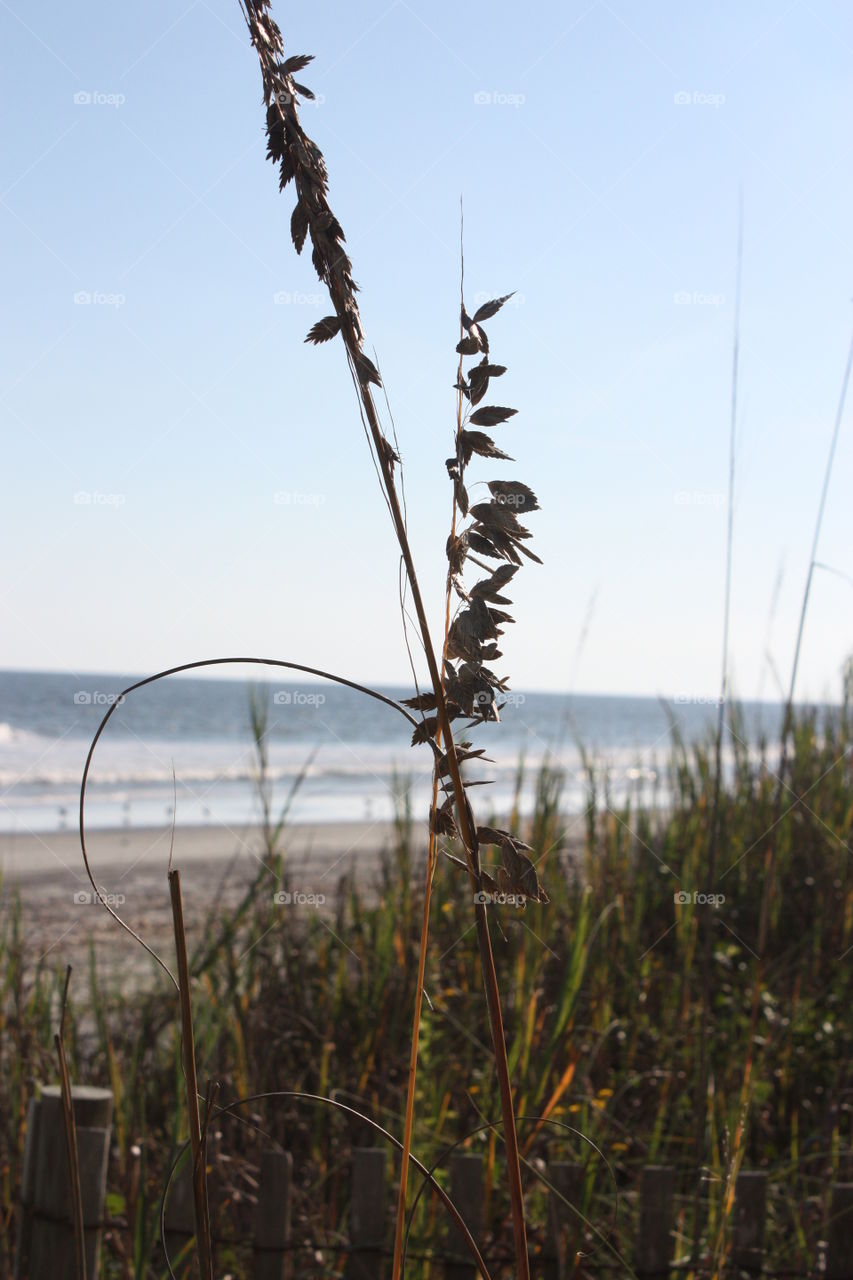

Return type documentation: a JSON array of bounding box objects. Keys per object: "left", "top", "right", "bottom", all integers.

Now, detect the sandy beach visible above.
[{"left": 0, "top": 819, "right": 403, "bottom": 986}]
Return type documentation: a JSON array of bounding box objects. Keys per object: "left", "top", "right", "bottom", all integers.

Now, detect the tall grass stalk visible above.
[
  {"left": 781, "top": 320, "right": 853, "bottom": 751},
  {"left": 391, "top": 779, "right": 442, "bottom": 1280},
  {"left": 718, "top": 317, "right": 853, "bottom": 1276},
  {"left": 754, "top": 315, "right": 853, "bottom": 963},
  {"left": 238, "top": 8, "right": 533, "bottom": 1274},
  {"left": 691, "top": 190, "right": 743, "bottom": 1265},
  {"left": 55, "top": 966, "right": 87, "bottom": 1280},
  {"left": 392, "top": 216, "right": 476, "bottom": 1280},
  {"left": 168, "top": 869, "right": 214, "bottom": 1280}
]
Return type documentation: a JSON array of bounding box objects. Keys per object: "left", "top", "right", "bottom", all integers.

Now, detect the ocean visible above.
[{"left": 0, "top": 668, "right": 804, "bottom": 835}]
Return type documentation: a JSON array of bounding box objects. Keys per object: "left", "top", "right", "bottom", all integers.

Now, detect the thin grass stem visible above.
[
  {"left": 691, "top": 189, "right": 743, "bottom": 1264},
  {"left": 168, "top": 869, "right": 214, "bottom": 1280},
  {"left": 55, "top": 965, "right": 87, "bottom": 1280}
]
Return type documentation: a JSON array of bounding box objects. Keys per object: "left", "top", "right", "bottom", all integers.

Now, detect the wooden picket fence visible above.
[
  {"left": 14, "top": 1085, "right": 113, "bottom": 1280},
  {"left": 192, "top": 1152, "right": 850, "bottom": 1279},
  {"left": 15, "top": 1086, "right": 853, "bottom": 1278}
]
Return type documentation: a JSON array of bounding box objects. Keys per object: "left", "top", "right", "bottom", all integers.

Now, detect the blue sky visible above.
[{"left": 1, "top": 0, "right": 851, "bottom": 699}]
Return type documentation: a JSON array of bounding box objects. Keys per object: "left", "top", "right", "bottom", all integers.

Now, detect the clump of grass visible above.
[{"left": 4, "top": 700, "right": 853, "bottom": 1274}]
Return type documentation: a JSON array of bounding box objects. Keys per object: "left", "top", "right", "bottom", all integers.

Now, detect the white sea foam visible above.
[{"left": 0, "top": 670, "right": 805, "bottom": 833}]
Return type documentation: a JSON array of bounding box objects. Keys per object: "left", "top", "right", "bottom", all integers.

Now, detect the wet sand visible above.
[{"left": 0, "top": 820, "right": 401, "bottom": 987}]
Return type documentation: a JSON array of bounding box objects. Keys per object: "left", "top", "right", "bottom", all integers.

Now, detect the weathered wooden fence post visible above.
[
  {"left": 732, "top": 1170, "right": 768, "bottom": 1273},
  {"left": 445, "top": 1152, "right": 484, "bottom": 1280},
  {"left": 15, "top": 1084, "right": 113, "bottom": 1280},
  {"left": 13, "top": 1096, "right": 42, "bottom": 1280},
  {"left": 345, "top": 1147, "right": 386, "bottom": 1280},
  {"left": 827, "top": 1182, "right": 853, "bottom": 1280},
  {"left": 254, "top": 1149, "right": 293, "bottom": 1280},
  {"left": 544, "top": 1161, "right": 584, "bottom": 1280},
  {"left": 635, "top": 1165, "right": 675, "bottom": 1277}
]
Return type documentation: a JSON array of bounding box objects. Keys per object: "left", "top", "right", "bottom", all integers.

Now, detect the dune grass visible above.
[{"left": 2, "top": 691, "right": 851, "bottom": 1276}]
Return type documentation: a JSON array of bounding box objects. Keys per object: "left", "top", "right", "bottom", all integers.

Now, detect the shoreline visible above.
[
  {"left": 0, "top": 815, "right": 589, "bottom": 989},
  {"left": 0, "top": 820, "right": 402, "bottom": 987},
  {"left": 0, "top": 818, "right": 401, "bottom": 884}
]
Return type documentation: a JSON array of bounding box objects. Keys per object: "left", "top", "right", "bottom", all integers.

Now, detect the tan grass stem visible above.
[
  {"left": 168, "top": 869, "right": 214, "bottom": 1280},
  {"left": 391, "top": 296, "right": 470, "bottom": 1276},
  {"left": 55, "top": 966, "right": 87, "bottom": 1280}
]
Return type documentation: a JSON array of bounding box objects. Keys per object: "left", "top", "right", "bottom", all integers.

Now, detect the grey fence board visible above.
[
  {"left": 253, "top": 1149, "right": 293, "bottom": 1280},
  {"left": 16, "top": 1096, "right": 853, "bottom": 1278},
  {"left": 544, "top": 1161, "right": 584, "bottom": 1280},
  {"left": 445, "top": 1153, "right": 484, "bottom": 1280},
  {"left": 635, "top": 1165, "right": 675, "bottom": 1277},
  {"left": 16, "top": 1084, "right": 113, "bottom": 1280},
  {"left": 732, "top": 1170, "right": 768, "bottom": 1273},
  {"left": 345, "top": 1147, "right": 387, "bottom": 1280}
]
